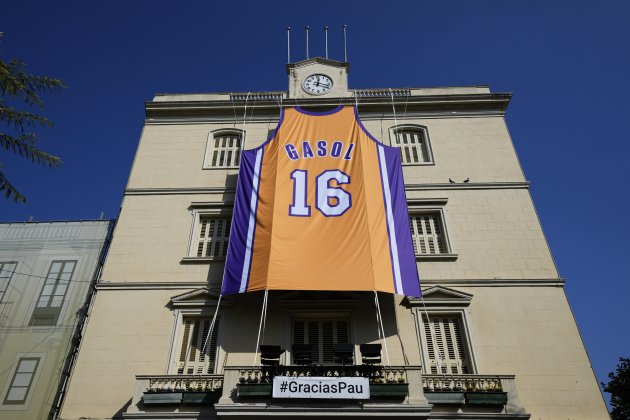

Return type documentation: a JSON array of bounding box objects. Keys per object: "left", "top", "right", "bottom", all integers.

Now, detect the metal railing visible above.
[
  {"left": 144, "top": 374, "right": 223, "bottom": 392},
  {"left": 237, "top": 365, "right": 408, "bottom": 384},
  {"left": 422, "top": 373, "right": 510, "bottom": 392}
]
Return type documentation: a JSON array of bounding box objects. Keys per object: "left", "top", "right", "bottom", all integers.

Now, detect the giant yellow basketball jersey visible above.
[{"left": 222, "top": 105, "right": 420, "bottom": 296}]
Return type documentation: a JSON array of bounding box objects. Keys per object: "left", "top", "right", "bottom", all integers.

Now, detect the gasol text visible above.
[{"left": 285, "top": 140, "right": 355, "bottom": 161}]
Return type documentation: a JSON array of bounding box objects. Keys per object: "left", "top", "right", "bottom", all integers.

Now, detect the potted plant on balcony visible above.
[
  {"left": 237, "top": 377, "right": 273, "bottom": 397},
  {"left": 423, "top": 384, "right": 466, "bottom": 404},
  {"left": 369, "top": 377, "right": 409, "bottom": 398},
  {"left": 464, "top": 382, "right": 508, "bottom": 406},
  {"left": 182, "top": 383, "right": 221, "bottom": 404},
  {"left": 143, "top": 386, "right": 184, "bottom": 405}
]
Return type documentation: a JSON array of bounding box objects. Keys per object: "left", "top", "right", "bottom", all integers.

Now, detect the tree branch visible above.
[
  {"left": 0, "top": 132, "right": 62, "bottom": 167},
  {"left": 0, "top": 170, "right": 26, "bottom": 203}
]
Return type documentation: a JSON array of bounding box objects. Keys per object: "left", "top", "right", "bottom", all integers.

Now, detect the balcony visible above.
[{"left": 124, "top": 368, "right": 529, "bottom": 419}]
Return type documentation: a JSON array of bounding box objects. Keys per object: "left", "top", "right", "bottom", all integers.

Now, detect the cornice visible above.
[
  {"left": 123, "top": 182, "right": 529, "bottom": 197},
  {"left": 145, "top": 93, "right": 511, "bottom": 123},
  {"left": 420, "top": 278, "right": 565, "bottom": 287},
  {"left": 96, "top": 281, "right": 218, "bottom": 290}
]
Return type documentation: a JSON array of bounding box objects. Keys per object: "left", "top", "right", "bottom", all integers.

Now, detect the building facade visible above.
[
  {"left": 58, "top": 58, "right": 607, "bottom": 419},
  {"left": 0, "top": 220, "right": 114, "bottom": 420}
]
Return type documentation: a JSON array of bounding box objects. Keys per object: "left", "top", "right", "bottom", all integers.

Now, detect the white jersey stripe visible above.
[
  {"left": 378, "top": 145, "right": 403, "bottom": 294},
  {"left": 240, "top": 148, "right": 264, "bottom": 293}
]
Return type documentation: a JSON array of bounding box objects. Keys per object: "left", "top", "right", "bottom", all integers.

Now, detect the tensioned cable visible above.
[
  {"left": 419, "top": 293, "right": 443, "bottom": 374},
  {"left": 201, "top": 294, "right": 222, "bottom": 356},
  {"left": 373, "top": 291, "right": 391, "bottom": 367},
  {"left": 252, "top": 289, "right": 269, "bottom": 367}
]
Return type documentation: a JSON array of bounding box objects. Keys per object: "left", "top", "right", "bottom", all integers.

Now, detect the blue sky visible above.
[{"left": 2, "top": 0, "right": 628, "bottom": 407}]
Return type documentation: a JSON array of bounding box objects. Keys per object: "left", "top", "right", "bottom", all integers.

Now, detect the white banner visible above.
[{"left": 272, "top": 376, "right": 369, "bottom": 399}]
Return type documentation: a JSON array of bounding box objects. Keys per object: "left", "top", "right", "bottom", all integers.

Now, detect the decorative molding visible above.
[
  {"left": 95, "top": 282, "right": 219, "bottom": 290},
  {"left": 406, "top": 182, "right": 529, "bottom": 191},
  {"left": 407, "top": 285, "right": 473, "bottom": 307},
  {"left": 408, "top": 198, "right": 449, "bottom": 206},
  {"left": 189, "top": 201, "right": 234, "bottom": 209},
  {"left": 230, "top": 92, "right": 284, "bottom": 101},
  {"left": 180, "top": 257, "right": 225, "bottom": 264},
  {"left": 417, "top": 253, "right": 459, "bottom": 261},
  {"left": 125, "top": 187, "right": 235, "bottom": 195},
  {"left": 124, "top": 182, "right": 529, "bottom": 196},
  {"left": 354, "top": 88, "right": 410, "bottom": 98},
  {"left": 418, "top": 278, "right": 565, "bottom": 287},
  {"left": 144, "top": 93, "right": 512, "bottom": 123}
]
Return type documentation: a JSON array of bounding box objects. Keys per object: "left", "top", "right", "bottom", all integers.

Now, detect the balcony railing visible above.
[
  {"left": 237, "top": 365, "right": 408, "bottom": 384},
  {"left": 124, "top": 369, "right": 527, "bottom": 418}
]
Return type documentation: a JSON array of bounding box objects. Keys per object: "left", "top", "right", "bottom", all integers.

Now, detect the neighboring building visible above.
[
  {"left": 59, "top": 58, "right": 608, "bottom": 419},
  {"left": 0, "top": 220, "right": 114, "bottom": 420}
]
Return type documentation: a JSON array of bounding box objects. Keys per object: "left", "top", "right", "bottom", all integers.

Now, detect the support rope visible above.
[
  {"left": 201, "top": 294, "right": 223, "bottom": 355},
  {"left": 374, "top": 291, "right": 391, "bottom": 367},
  {"left": 252, "top": 289, "right": 269, "bottom": 367}
]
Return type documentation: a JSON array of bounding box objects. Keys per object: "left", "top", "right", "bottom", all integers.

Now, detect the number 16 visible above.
[{"left": 289, "top": 169, "right": 352, "bottom": 217}]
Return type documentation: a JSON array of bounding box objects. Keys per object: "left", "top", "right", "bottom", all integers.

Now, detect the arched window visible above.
[
  {"left": 203, "top": 129, "right": 244, "bottom": 168},
  {"left": 389, "top": 125, "right": 433, "bottom": 165}
]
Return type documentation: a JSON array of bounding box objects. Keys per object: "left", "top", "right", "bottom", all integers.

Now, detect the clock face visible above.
[{"left": 302, "top": 74, "right": 333, "bottom": 95}]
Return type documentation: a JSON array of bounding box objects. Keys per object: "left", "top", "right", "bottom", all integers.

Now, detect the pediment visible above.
[
  {"left": 406, "top": 285, "right": 472, "bottom": 307},
  {"left": 170, "top": 287, "right": 222, "bottom": 307}
]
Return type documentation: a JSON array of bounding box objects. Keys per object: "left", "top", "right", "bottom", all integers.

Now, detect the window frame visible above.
[
  {"left": 0, "top": 261, "right": 18, "bottom": 304},
  {"left": 417, "top": 309, "right": 476, "bottom": 375},
  {"left": 388, "top": 124, "right": 434, "bottom": 166},
  {"left": 183, "top": 206, "right": 233, "bottom": 262},
  {"left": 407, "top": 201, "right": 457, "bottom": 261},
  {"left": 0, "top": 353, "right": 46, "bottom": 410},
  {"left": 167, "top": 308, "right": 224, "bottom": 375},
  {"left": 0, "top": 261, "right": 18, "bottom": 328},
  {"left": 24, "top": 255, "right": 83, "bottom": 328},
  {"left": 203, "top": 128, "right": 245, "bottom": 169},
  {"left": 288, "top": 310, "right": 355, "bottom": 365}
]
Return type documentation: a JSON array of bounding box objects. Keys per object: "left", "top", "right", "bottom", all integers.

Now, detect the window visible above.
[
  {"left": 292, "top": 318, "right": 351, "bottom": 364},
  {"left": 29, "top": 260, "right": 76, "bottom": 326},
  {"left": 3, "top": 357, "right": 40, "bottom": 405},
  {"left": 420, "top": 314, "right": 471, "bottom": 375},
  {"left": 194, "top": 216, "right": 231, "bottom": 259},
  {"left": 410, "top": 213, "right": 448, "bottom": 255},
  {"left": 176, "top": 317, "right": 220, "bottom": 374},
  {"left": 204, "top": 130, "right": 243, "bottom": 168},
  {"left": 389, "top": 125, "right": 433, "bottom": 165},
  {"left": 0, "top": 262, "right": 17, "bottom": 303}
]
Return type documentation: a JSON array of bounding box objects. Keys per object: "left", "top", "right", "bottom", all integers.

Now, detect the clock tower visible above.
[{"left": 286, "top": 57, "right": 351, "bottom": 99}]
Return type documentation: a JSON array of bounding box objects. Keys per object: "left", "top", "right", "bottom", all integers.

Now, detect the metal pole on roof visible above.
[
  {"left": 286, "top": 27, "right": 291, "bottom": 63},
  {"left": 343, "top": 24, "right": 348, "bottom": 62},
  {"left": 305, "top": 26, "right": 310, "bottom": 59},
  {"left": 325, "top": 26, "right": 329, "bottom": 59}
]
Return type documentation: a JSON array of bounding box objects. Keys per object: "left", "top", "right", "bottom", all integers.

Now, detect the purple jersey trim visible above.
[
  {"left": 295, "top": 105, "right": 344, "bottom": 116},
  {"left": 222, "top": 148, "right": 259, "bottom": 295},
  {"left": 382, "top": 146, "right": 422, "bottom": 297}
]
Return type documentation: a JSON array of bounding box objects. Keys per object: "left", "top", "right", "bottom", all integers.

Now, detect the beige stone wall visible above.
[
  {"left": 459, "top": 285, "right": 607, "bottom": 419},
  {"left": 60, "top": 289, "right": 180, "bottom": 419}
]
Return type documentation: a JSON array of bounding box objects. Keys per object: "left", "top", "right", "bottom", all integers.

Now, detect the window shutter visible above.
[
  {"left": 308, "top": 321, "right": 320, "bottom": 363},
  {"left": 196, "top": 217, "right": 231, "bottom": 258},
  {"left": 423, "top": 315, "right": 470, "bottom": 375},
  {"left": 211, "top": 133, "right": 242, "bottom": 167},
  {"left": 292, "top": 319, "right": 350, "bottom": 364},
  {"left": 177, "top": 317, "right": 219, "bottom": 375},
  {"left": 410, "top": 214, "right": 447, "bottom": 255},
  {"left": 394, "top": 130, "right": 430, "bottom": 164}
]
